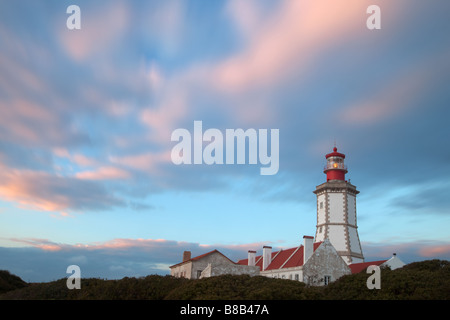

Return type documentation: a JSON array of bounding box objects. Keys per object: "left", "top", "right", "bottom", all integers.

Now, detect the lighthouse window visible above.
[{"left": 320, "top": 202, "right": 323, "bottom": 209}]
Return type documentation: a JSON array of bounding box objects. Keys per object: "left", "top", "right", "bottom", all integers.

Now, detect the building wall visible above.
[
  {"left": 171, "top": 261, "right": 192, "bottom": 279},
  {"left": 260, "top": 267, "right": 303, "bottom": 281},
  {"left": 317, "top": 193, "right": 327, "bottom": 226},
  {"left": 328, "top": 192, "right": 345, "bottom": 224},
  {"left": 327, "top": 225, "right": 347, "bottom": 253},
  {"left": 348, "top": 227, "right": 363, "bottom": 258},
  {"left": 302, "top": 239, "right": 351, "bottom": 286},
  {"left": 347, "top": 193, "right": 356, "bottom": 225},
  {"left": 382, "top": 255, "right": 406, "bottom": 270},
  {"left": 201, "top": 263, "right": 260, "bottom": 278},
  {"left": 190, "top": 252, "right": 237, "bottom": 279}
]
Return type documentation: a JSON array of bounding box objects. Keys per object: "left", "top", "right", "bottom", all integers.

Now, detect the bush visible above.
[{"left": 0, "top": 270, "right": 28, "bottom": 294}]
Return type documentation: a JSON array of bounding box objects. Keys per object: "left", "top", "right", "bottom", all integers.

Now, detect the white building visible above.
[
  {"left": 169, "top": 249, "right": 259, "bottom": 279},
  {"left": 237, "top": 237, "right": 352, "bottom": 286}
]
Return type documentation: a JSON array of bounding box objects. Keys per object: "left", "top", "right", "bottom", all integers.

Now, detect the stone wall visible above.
[
  {"left": 200, "top": 263, "right": 259, "bottom": 278},
  {"left": 302, "top": 239, "right": 351, "bottom": 286}
]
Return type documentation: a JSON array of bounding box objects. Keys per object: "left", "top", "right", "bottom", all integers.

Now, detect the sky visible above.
[{"left": 0, "top": 0, "right": 449, "bottom": 282}]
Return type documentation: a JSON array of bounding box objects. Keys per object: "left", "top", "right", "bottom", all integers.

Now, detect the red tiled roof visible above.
[
  {"left": 281, "top": 246, "right": 303, "bottom": 269},
  {"left": 349, "top": 260, "right": 387, "bottom": 274},
  {"left": 266, "top": 247, "right": 297, "bottom": 270},
  {"left": 313, "top": 242, "right": 322, "bottom": 250},
  {"left": 237, "top": 242, "right": 323, "bottom": 271},
  {"left": 255, "top": 251, "right": 277, "bottom": 271}
]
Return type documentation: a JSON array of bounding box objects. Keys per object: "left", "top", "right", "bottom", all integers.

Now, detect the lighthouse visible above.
[{"left": 313, "top": 147, "right": 364, "bottom": 264}]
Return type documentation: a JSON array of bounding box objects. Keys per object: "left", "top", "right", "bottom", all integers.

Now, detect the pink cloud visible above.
[
  {"left": 225, "top": 0, "right": 266, "bottom": 40},
  {"left": 213, "top": 0, "right": 371, "bottom": 93},
  {"left": 338, "top": 71, "right": 426, "bottom": 126},
  {"left": 148, "top": 1, "right": 403, "bottom": 128},
  {"left": 0, "top": 167, "right": 68, "bottom": 212},
  {"left": 338, "top": 45, "right": 450, "bottom": 126},
  {"left": 110, "top": 151, "right": 172, "bottom": 175},
  {"left": 419, "top": 245, "right": 450, "bottom": 258},
  {"left": 363, "top": 240, "right": 450, "bottom": 261},
  {"left": 58, "top": 2, "right": 130, "bottom": 61},
  {"left": 7, "top": 237, "right": 191, "bottom": 253},
  {"left": 87, "top": 238, "right": 172, "bottom": 251},
  {"left": 0, "top": 161, "right": 124, "bottom": 213},
  {"left": 140, "top": 105, "right": 186, "bottom": 144},
  {"left": 5, "top": 237, "right": 264, "bottom": 261},
  {"left": 53, "top": 149, "right": 100, "bottom": 168},
  {"left": 0, "top": 99, "right": 60, "bottom": 144},
  {"left": 9, "top": 238, "right": 64, "bottom": 252},
  {"left": 75, "top": 166, "right": 130, "bottom": 181}
]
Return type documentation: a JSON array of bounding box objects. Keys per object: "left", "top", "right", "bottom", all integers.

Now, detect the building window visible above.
[
  {"left": 295, "top": 274, "right": 299, "bottom": 281},
  {"left": 197, "top": 270, "right": 202, "bottom": 279},
  {"left": 320, "top": 201, "right": 323, "bottom": 209},
  {"left": 324, "top": 275, "right": 331, "bottom": 286}
]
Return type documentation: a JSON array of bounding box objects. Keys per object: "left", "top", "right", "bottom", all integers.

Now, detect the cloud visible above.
[
  {"left": 362, "top": 240, "right": 450, "bottom": 264},
  {"left": 419, "top": 244, "right": 450, "bottom": 258},
  {"left": 58, "top": 1, "right": 130, "bottom": 61},
  {"left": 225, "top": 0, "right": 267, "bottom": 40},
  {"left": 140, "top": 92, "right": 188, "bottom": 145},
  {"left": 75, "top": 166, "right": 131, "bottom": 181},
  {"left": 0, "top": 163, "right": 125, "bottom": 213},
  {"left": 0, "top": 99, "right": 86, "bottom": 147},
  {"left": 109, "top": 151, "right": 172, "bottom": 176},
  {"left": 213, "top": 0, "right": 370, "bottom": 93},
  {"left": 338, "top": 48, "right": 450, "bottom": 126},
  {"left": 387, "top": 180, "right": 450, "bottom": 215},
  {"left": 8, "top": 238, "right": 65, "bottom": 252}
]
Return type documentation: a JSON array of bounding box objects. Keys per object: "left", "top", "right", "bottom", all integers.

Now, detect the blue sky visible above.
[{"left": 0, "top": 0, "right": 449, "bottom": 282}]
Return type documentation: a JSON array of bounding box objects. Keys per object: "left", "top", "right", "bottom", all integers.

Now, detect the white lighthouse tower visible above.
[{"left": 314, "top": 147, "right": 364, "bottom": 264}]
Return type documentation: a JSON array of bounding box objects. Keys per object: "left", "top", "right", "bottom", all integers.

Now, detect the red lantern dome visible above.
[{"left": 324, "top": 147, "right": 348, "bottom": 181}]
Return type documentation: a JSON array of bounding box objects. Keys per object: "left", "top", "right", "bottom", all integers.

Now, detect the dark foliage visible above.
[
  {"left": 323, "top": 259, "right": 450, "bottom": 300},
  {"left": 0, "top": 270, "right": 28, "bottom": 294},
  {"left": 164, "top": 274, "right": 321, "bottom": 300},
  {"left": 0, "top": 260, "right": 448, "bottom": 300}
]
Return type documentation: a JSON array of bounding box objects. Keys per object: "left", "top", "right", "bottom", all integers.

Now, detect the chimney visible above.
[
  {"left": 303, "top": 236, "right": 314, "bottom": 265},
  {"left": 248, "top": 250, "right": 256, "bottom": 266},
  {"left": 182, "top": 251, "right": 191, "bottom": 262},
  {"left": 262, "top": 246, "right": 272, "bottom": 270}
]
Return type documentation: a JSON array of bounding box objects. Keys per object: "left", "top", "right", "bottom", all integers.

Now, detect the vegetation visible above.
[
  {"left": 0, "top": 270, "right": 28, "bottom": 294},
  {"left": 0, "top": 260, "right": 448, "bottom": 300},
  {"left": 323, "top": 259, "right": 450, "bottom": 300}
]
